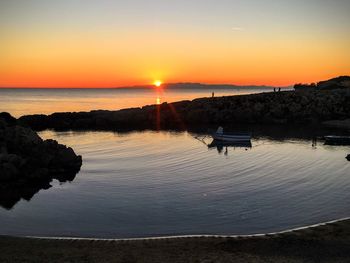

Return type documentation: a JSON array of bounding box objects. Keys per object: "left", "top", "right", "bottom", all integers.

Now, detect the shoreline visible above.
[
  {"left": 1, "top": 217, "right": 350, "bottom": 262},
  {"left": 20, "top": 216, "right": 350, "bottom": 241}
]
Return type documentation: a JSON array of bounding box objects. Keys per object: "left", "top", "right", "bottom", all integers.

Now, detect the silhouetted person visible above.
[
  {"left": 212, "top": 92, "right": 214, "bottom": 98},
  {"left": 274, "top": 88, "right": 276, "bottom": 92},
  {"left": 278, "top": 88, "right": 281, "bottom": 92}
]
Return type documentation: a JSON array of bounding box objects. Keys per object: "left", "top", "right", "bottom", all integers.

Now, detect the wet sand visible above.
[{"left": 1, "top": 219, "right": 350, "bottom": 262}]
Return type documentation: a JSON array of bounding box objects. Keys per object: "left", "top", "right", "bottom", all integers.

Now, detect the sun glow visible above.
[{"left": 154, "top": 80, "right": 162, "bottom": 87}]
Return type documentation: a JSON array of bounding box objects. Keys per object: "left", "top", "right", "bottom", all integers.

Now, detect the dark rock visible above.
[
  {"left": 27, "top": 168, "right": 49, "bottom": 180},
  {"left": 0, "top": 162, "right": 19, "bottom": 181},
  {"left": 0, "top": 112, "right": 17, "bottom": 126},
  {"left": 295, "top": 76, "right": 350, "bottom": 91},
  {"left": 0, "top": 114, "right": 82, "bottom": 209},
  {"left": 323, "top": 119, "right": 350, "bottom": 129},
  {"left": 347, "top": 154, "right": 350, "bottom": 161},
  {"left": 317, "top": 76, "right": 350, "bottom": 90}
]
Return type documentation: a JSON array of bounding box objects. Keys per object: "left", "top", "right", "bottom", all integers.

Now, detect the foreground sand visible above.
[{"left": 1, "top": 219, "right": 350, "bottom": 263}]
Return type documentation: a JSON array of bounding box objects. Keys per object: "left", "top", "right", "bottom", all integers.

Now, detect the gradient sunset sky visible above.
[{"left": 1, "top": 0, "right": 349, "bottom": 87}]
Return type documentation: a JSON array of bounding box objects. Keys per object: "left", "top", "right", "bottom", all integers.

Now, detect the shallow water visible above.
[{"left": 0, "top": 130, "right": 349, "bottom": 238}]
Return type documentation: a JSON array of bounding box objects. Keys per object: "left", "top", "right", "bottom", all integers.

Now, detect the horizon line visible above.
[{"left": 0, "top": 82, "right": 293, "bottom": 89}]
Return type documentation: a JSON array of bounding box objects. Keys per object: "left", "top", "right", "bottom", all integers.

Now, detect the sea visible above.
[{"left": 0, "top": 87, "right": 349, "bottom": 239}]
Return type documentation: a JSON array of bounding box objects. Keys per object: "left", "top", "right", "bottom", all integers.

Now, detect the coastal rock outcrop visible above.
[
  {"left": 294, "top": 76, "right": 350, "bottom": 91},
  {"left": 322, "top": 119, "right": 350, "bottom": 129},
  {"left": 0, "top": 113, "right": 82, "bottom": 209},
  {"left": 19, "top": 83, "right": 350, "bottom": 131}
]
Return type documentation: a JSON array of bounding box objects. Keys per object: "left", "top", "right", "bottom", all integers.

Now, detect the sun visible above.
[{"left": 154, "top": 80, "right": 162, "bottom": 87}]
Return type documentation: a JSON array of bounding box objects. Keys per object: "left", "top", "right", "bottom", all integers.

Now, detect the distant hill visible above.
[
  {"left": 0, "top": 83, "right": 291, "bottom": 89},
  {"left": 116, "top": 83, "right": 288, "bottom": 90}
]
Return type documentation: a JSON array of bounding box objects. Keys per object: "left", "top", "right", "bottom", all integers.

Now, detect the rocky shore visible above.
[
  {"left": 0, "top": 113, "right": 82, "bottom": 209},
  {"left": 294, "top": 76, "right": 350, "bottom": 91},
  {"left": 18, "top": 86, "right": 350, "bottom": 132}
]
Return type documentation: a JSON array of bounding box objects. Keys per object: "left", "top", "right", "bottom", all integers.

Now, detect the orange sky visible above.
[{"left": 1, "top": 1, "right": 349, "bottom": 88}]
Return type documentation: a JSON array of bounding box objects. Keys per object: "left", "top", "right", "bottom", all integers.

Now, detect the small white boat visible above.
[{"left": 212, "top": 127, "right": 251, "bottom": 142}]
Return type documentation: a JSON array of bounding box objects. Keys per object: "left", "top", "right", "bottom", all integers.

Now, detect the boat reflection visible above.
[{"left": 208, "top": 139, "right": 252, "bottom": 155}]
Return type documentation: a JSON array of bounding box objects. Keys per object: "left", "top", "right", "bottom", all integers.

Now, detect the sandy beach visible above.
[{"left": 1, "top": 218, "right": 350, "bottom": 262}]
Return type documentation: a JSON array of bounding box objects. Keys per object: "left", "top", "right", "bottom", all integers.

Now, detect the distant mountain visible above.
[
  {"left": 0, "top": 83, "right": 291, "bottom": 89},
  {"left": 115, "top": 83, "right": 288, "bottom": 90}
]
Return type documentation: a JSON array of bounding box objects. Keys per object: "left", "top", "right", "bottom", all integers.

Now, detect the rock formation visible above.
[
  {"left": 0, "top": 113, "right": 82, "bottom": 209},
  {"left": 294, "top": 76, "right": 350, "bottom": 91},
  {"left": 19, "top": 84, "right": 350, "bottom": 131}
]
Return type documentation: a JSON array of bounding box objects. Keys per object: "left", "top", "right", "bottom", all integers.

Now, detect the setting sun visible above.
[{"left": 154, "top": 80, "right": 162, "bottom": 87}]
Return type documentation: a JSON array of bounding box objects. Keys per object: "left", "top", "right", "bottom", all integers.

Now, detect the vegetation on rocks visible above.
[{"left": 294, "top": 76, "right": 350, "bottom": 91}]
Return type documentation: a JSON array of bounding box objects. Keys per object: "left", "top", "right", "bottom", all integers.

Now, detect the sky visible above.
[{"left": 1, "top": 0, "right": 349, "bottom": 87}]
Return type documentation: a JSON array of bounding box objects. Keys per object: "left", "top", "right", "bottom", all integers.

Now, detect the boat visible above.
[
  {"left": 324, "top": 135, "right": 350, "bottom": 145},
  {"left": 212, "top": 127, "right": 251, "bottom": 142}
]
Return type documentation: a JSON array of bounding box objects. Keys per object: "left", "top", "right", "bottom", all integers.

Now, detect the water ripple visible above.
[{"left": 0, "top": 130, "right": 349, "bottom": 238}]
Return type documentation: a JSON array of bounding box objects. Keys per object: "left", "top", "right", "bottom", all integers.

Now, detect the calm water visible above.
[
  {"left": 0, "top": 87, "right": 275, "bottom": 117},
  {"left": 0, "top": 130, "right": 349, "bottom": 238}
]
